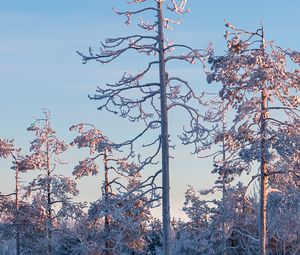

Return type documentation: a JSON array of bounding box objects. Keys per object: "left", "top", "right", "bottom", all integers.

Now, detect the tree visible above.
[
  {"left": 22, "top": 111, "right": 84, "bottom": 255},
  {"left": 207, "top": 21, "right": 300, "bottom": 255},
  {"left": 266, "top": 122, "right": 300, "bottom": 254},
  {"left": 71, "top": 123, "right": 154, "bottom": 254},
  {"left": 179, "top": 182, "right": 259, "bottom": 255},
  {"left": 95, "top": 170, "right": 152, "bottom": 254},
  {"left": 77, "top": 1, "right": 212, "bottom": 253},
  {"left": 181, "top": 186, "right": 215, "bottom": 254},
  {"left": 144, "top": 218, "right": 163, "bottom": 254},
  {"left": 70, "top": 123, "right": 120, "bottom": 255},
  {"left": 0, "top": 138, "right": 25, "bottom": 255}
]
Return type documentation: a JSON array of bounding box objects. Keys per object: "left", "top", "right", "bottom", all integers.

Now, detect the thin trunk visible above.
[
  {"left": 259, "top": 88, "right": 268, "bottom": 255},
  {"left": 46, "top": 138, "right": 52, "bottom": 255},
  {"left": 157, "top": 2, "right": 171, "bottom": 255},
  {"left": 221, "top": 184, "right": 227, "bottom": 255},
  {"left": 15, "top": 164, "right": 20, "bottom": 255},
  {"left": 259, "top": 26, "right": 268, "bottom": 255},
  {"left": 221, "top": 109, "right": 227, "bottom": 255},
  {"left": 104, "top": 149, "right": 110, "bottom": 255}
]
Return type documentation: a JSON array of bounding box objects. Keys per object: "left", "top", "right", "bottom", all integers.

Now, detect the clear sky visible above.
[{"left": 0, "top": 0, "right": 299, "bottom": 219}]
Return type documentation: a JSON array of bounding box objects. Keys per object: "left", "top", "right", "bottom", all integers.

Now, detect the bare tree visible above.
[
  {"left": 77, "top": 1, "right": 212, "bottom": 253},
  {"left": 207, "top": 21, "right": 300, "bottom": 255}
]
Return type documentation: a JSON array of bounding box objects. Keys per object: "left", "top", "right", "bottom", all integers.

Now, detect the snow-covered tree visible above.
[
  {"left": 77, "top": 1, "right": 213, "bottom": 253},
  {"left": 179, "top": 182, "right": 258, "bottom": 255},
  {"left": 0, "top": 138, "right": 25, "bottom": 255},
  {"left": 144, "top": 218, "right": 163, "bottom": 254},
  {"left": 71, "top": 123, "right": 154, "bottom": 254},
  {"left": 180, "top": 186, "right": 215, "bottom": 254},
  {"left": 70, "top": 123, "right": 120, "bottom": 255},
  {"left": 207, "top": 22, "right": 300, "bottom": 255},
  {"left": 266, "top": 123, "right": 300, "bottom": 254},
  {"left": 93, "top": 170, "right": 152, "bottom": 254},
  {"left": 22, "top": 111, "right": 84, "bottom": 255}
]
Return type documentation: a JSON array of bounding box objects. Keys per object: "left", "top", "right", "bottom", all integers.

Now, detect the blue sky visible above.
[{"left": 0, "top": 0, "right": 299, "bottom": 219}]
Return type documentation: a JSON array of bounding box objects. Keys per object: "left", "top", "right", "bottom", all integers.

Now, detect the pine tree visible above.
[
  {"left": 77, "top": 1, "right": 212, "bottom": 252},
  {"left": 22, "top": 111, "right": 84, "bottom": 254},
  {"left": 207, "top": 21, "right": 300, "bottom": 255},
  {"left": 0, "top": 138, "right": 25, "bottom": 255}
]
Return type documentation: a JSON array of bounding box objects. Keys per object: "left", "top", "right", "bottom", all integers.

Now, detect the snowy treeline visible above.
[
  {"left": 1, "top": 0, "right": 300, "bottom": 254},
  {"left": 1, "top": 127, "right": 300, "bottom": 255}
]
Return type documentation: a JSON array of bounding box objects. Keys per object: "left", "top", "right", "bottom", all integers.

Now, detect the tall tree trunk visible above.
[
  {"left": 46, "top": 140, "right": 52, "bottom": 255},
  {"left": 15, "top": 164, "right": 20, "bottom": 255},
  {"left": 259, "top": 88, "right": 268, "bottom": 255},
  {"left": 157, "top": 2, "right": 171, "bottom": 255},
  {"left": 221, "top": 109, "right": 227, "bottom": 255},
  {"left": 104, "top": 149, "right": 110, "bottom": 255},
  {"left": 221, "top": 183, "right": 227, "bottom": 255}
]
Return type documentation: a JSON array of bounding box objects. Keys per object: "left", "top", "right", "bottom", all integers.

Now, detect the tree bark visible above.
[
  {"left": 46, "top": 130, "right": 52, "bottom": 255},
  {"left": 15, "top": 164, "right": 20, "bottom": 255},
  {"left": 259, "top": 88, "right": 268, "bottom": 255},
  {"left": 157, "top": 2, "right": 171, "bottom": 255},
  {"left": 104, "top": 149, "right": 110, "bottom": 255},
  {"left": 221, "top": 108, "right": 227, "bottom": 255}
]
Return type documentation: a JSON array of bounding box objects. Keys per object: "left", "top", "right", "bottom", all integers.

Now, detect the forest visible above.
[{"left": 1, "top": 0, "right": 300, "bottom": 254}]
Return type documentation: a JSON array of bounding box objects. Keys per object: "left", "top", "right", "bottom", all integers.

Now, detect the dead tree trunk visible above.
[
  {"left": 46, "top": 136, "right": 52, "bottom": 255},
  {"left": 259, "top": 88, "right": 268, "bottom": 255},
  {"left": 221, "top": 109, "right": 227, "bottom": 255},
  {"left": 259, "top": 25, "right": 268, "bottom": 255},
  {"left": 157, "top": 2, "right": 171, "bottom": 255},
  {"left": 15, "top": 163, "right": 20, "bottom": 255},
  {"left": 104, "top": 148, "right": 110, "bottom": 255}
]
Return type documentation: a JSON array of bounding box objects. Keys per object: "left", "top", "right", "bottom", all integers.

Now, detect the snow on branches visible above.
[
  {"left": 207, "top": 22, "right": 300, "bottom": 255},
  {"left": 0, "top": 139, "right": 15, "bottom": 159}
]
